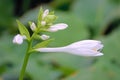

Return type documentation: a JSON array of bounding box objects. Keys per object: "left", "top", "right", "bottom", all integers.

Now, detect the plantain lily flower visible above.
[
  {"left": 13, "top": 34, "right": 26, "bottom": 45},
  {"left": 47, "top": 23, "right": 68, "bottom": 32},
  {"left": 36, "top": 40, "right": 104, "bottom": 57}
]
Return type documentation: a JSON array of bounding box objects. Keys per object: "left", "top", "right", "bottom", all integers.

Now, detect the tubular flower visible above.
[
  {"left": 40, "top": 34, "right": 50, "bottom": 40},
  {"left": 36, "top": 40, "right": 104, "bottom": 57},
  {"left": 13, "top": 34, "right": 26, "bottom": 45},
  {"left": 47, "top": 23, "right": 68, "bottom": 32}
]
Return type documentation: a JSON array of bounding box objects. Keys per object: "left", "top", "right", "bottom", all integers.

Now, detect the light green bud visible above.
[{"left": 44, "top": 15, "right": 57, "bottom": 23}]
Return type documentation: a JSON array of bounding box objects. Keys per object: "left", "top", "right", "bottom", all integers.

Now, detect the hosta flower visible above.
[
  {"left": 30, "top": 22, "right": 36, "bottom": 31},
  {"left": 47, "top": 23, "right": 68, "bottom": 32},
  {"left": 42, "top": 9, "right": 49, "bottom": 19},
  {"left": 40, "top": 34, "right": 50, "bottom": 40},
  {"left": 36, "top": 40, "right": 104, "bottom": 57},
  {"left": 13, "top": 34, "right": 26, "bottom": 45}
]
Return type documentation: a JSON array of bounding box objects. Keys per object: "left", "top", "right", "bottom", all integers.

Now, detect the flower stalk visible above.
[
  {"left": 19, "top": 40, "right": 32, "bottom": 80},
  {"left": 13, "top": 8, "right": 68, "bottom": 80},
  {"left": 19, "top": 50, "right": 30, "bottom": 80}
]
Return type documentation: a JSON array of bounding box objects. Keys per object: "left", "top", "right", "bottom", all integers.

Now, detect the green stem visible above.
[
  {"left": 19, "top": 53, "right": 30, "bottom": 80},
  {"left": 19, "top": 28, "right": 40, "bottom": 80},
  {"left": 19, "top": 42, "right": 31, "bottom": 80}
]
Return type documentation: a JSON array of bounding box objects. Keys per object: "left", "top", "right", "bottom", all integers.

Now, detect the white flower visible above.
[
  {"left": 30, "top": 22, "right": 36, "bottom": 31},
  {"left": 40, "top": 34, "right": 50, "bottom": 40},
  {"left": 13, "top": 34, "right": 26, "bottom": 45},
  {"left": 41, "top": 21, "right": 46, "bottom": 26},
  {"left": 42, "top": 9, "right": 49, "bottom": 19},
  {"left": 47, "top": 23, "right": 68, "bottom": 32},
  {"left": 36, "top": 40, "right": 104, "bottom": 57}
]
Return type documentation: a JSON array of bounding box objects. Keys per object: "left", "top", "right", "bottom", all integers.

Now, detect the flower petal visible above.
[
  {"left": 13, "top": 34, "right": 24, "bottom": 44},
  {"left": 64, "top": 48, "right": 99, "bottom": 56},
  {"left": 94, "top": 43, "right": 104, "bottom": 50},
  {"left": 48, "top": 23, "right": 68, "bottom": 32},
  {"left": 93, "top": 53, "right": 104, "bottom": 56},
  {"left": 67, "top": 40, "right": 101, "bottom": 48}
]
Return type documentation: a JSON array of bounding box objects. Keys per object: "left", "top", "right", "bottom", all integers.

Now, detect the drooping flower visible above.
[
  {"left": 36, "top": 40, "right": 104, "bottom": 57},
  {"left": 47, "top": 23, "right": 68, "bottom": 32},
  {"left": 30, "top": 22, "right": 36, "bottom": 31},
  {"left": 40, "top": 34, "right": 50, "bottom": 40},
  {"left": 13, "top": 34, "right": 26, "bottom": 45},
  {"left": 42, "top": 9, "right": 49, "bottom": 19}
]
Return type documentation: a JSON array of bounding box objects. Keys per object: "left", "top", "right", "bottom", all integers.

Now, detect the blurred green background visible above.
[{"left": 0, "top": 0, "right": 120, "bottom": 80}]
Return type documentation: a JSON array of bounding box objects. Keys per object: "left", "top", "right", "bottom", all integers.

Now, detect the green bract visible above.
[
  {"left": 16, "top": 20, "right": 30, "bottom": 40},
  {"left": 37, "top": 8, "right": 43, "bottom": 27},
  {"left": 33, "top": 39, "right": 54, "bottom": 49},
  {"left": 44, "top": 15, "right": 57, "bottom": 23}
]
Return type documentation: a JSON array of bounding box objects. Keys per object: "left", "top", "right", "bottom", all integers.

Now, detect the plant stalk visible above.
[
  {"left": 19, "top": 53, "right": 30, "bottom": 80},
  {"left": 19, "top": 42, "right": 31, "bottom": 80},
  {"left": 19, "top": 28, "right": 39, "bottom": 80}
]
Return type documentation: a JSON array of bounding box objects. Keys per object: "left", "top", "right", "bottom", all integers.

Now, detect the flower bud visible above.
[
  {"left": 30, "top": 22, "right": 36, "bottom": 31},
  {"left": 13, "top": 34, "right": 26, "bottom": 45},
  {"left": 40, "top": 34, "right": 50, "bottom": 40},
  {"left": 41, "top": 21, "right": 46, "bottom": 26},
  {"left": 47, "top": 23, "right": 68, "bottom": 32},
  {"left": 42, "top": 9, "right": 49, "bottom": 19}
]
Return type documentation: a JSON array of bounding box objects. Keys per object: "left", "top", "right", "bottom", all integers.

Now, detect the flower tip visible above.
[
  {"left": 94, "top": 53, "right": 104, "bottom": 56},
  {"left": 58, "top": 23, "right": 68, "bottom": 29}
]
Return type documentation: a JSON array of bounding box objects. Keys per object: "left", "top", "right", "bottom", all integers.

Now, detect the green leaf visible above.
[
  {"left": 33, "top": 39, "right": 54, "bottom": 49},
  {"left": 38, "top": 7, "right": 43, "bottom": 21},
  {"left": 16, "top": 20, "right": 30, "bottom": 40}
]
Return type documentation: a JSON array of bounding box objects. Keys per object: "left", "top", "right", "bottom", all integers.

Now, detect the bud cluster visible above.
[{"left": 13, "top": 8, "right": 68, "bottom": 45}]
